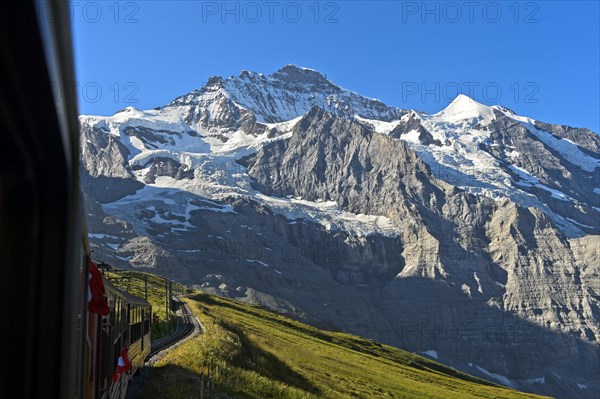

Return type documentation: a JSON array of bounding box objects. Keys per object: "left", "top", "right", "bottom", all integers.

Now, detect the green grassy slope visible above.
[{"left": 133, "top": 292, "right": 550, "bottom": 399}]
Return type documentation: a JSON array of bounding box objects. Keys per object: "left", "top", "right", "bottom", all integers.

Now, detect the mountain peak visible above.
[
  {"left": 271, "top": 64, "right": 329, "bottom": 86},
  {"left": 277, "top": 64, "right": 319, "bottom": 73},
  {"left": 206, "top": 75, "right": 224, "bottom": 87},
  {"left": 452, "top": 93, "right": 477, "bottom": 104},
  {"left": 435, "top": 94, "right": 494, "bottom": 123},
  {"left": 448, "top": 94, "right": 488, "bottom": 110}
]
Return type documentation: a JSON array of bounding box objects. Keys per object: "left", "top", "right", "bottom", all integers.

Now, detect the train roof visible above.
[{"left": 103, "top": 277, "right": 152, "bottom": 307}]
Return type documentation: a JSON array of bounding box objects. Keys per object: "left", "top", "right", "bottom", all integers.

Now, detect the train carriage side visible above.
[
  {"left": 115, "top": 284, "right": 152, "bottom": 373},
  {"left": 88, "top": 278, "right": 151, "bottom": 399}
]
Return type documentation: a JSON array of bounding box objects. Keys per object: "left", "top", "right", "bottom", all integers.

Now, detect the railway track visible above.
[{"left": 148, "top": 297, "right": 198, "bottom": 358}]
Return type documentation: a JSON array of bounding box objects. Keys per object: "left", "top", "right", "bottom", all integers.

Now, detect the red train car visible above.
[{"left": 87, "top": 278, "right": 152, "bottom": 399}]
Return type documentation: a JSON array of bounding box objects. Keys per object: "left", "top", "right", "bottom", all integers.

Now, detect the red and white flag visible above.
[
  {"left": 112, "top": 345, "right": 131, "bottom": 381},
  {"left": 88, "top": 260, "right": 110, "bottom": 315}
]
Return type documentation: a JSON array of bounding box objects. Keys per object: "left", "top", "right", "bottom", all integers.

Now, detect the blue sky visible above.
[{"left": 72, "top": 1, "right": 599, "bottom": 131}]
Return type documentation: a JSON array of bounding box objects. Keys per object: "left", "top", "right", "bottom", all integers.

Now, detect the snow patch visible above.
[
  {"left": 475, "top": 365, "right": 517, "bottom": 389},
  {"left": 420, "top": 350, "right": 438, "bottom": 359},
  {"left": 526, "top": 125, "right": 600, "bottom": 172},
  {"left": 89, "top": 233, "right": 119, "bottom": 239},
  {"left": 246, "top": 259, "right": 269, "bottom": 268},
  {"left": 565, "top": 217, "right": 594, "bottom": 229},
  {"left": 526, "top": 377, "right": 545, "bottom": 384},
  {"left": 354, "top": 115, "right": 401, "bottom": 134}
]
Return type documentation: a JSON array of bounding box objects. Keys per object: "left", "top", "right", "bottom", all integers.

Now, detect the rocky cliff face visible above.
[
  {"left": 80, "top": 65, "right": 600, "bottom": 399},
  {"left": 242, "top": 108, "right": 600, "bottom": 395}
]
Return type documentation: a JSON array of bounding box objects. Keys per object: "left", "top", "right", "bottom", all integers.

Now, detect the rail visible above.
[{"left": 148, "top": 296, "right": 198, "bottom": 358}]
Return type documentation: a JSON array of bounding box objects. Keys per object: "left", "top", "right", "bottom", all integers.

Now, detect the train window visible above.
[
  {"left": 100, "top": 320, "right": 112, "bottom": 389},
  {"left": 123, "top": 302, "right": 129, "bottom": 343},
  {"left": 134, "top": 306, "right": 144, "bottom": 342},
  {"left": 121, "top": 300, "right": 126, "bottom": 331},
  {"left": 115, "top": 298, "right": 120, "bottom": 330},
  {"left": 113, "top": 340, "right": 120, "bottom": 374},
  {"left": 113, "top": 299, "right": 118, "bottom": 328},
  {"left": 109, "top": 294, "right": 115, "bottom": 327},
  {"left": 120, "top": 300, "right": 124, "bottom": 330},
  {"left": 134, "top": 307, "right": 138, "bottom": 341},
  {"left": 143, "top": 307, "right": 151, "bottom": 335}
]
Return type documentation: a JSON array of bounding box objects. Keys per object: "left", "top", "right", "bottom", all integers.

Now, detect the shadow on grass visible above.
[
  {"left": 191, "top": 285, "right": 600, "bottom": 399},
  {"left": 219, "top": 319, "right": 322, "bottom": 395},
  {"left": 193, "top": 293, "right": 499, "bottom": 390},
  {"left": 130, "top": 363, "right": 253, "bottom": 399}
]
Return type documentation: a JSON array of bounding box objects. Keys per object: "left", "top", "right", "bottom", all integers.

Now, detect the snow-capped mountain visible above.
[
  {"left": 81, "top": 65, "right": 600, "bottom": 399},
  {"left": 359, "top": 93, "right": 599, "bottom": 236},
  {"left": 168, "top": 64, "right": 406, "bottom": 123}
]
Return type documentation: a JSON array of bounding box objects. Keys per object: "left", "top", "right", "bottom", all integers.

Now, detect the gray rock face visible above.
[
  {"left": 80, "top": 65, "right": 600, "bottom": 399},
  {"left": 534, "top": 120, "right": 600, "bottom": 156},
  {"left": 176, "top": 87, "right": 254, "bottom": 132},
  {"left": 388, "top": 111, "right": 442, "bottom": 146},
  {"left": 480, "top": 112, "right": 600, "bottom": 234},
  {"left": 244, "top": 107, "right": 443, "bottom": 215},
  {"left": 134, "top": 157, "right": 194, "bottom": 184},
  {"left": 80, "top": 124, "right": 143, "bottom": 203},
  {"left": 121, "top": 124, "right": 198, "bottom": 146}
]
